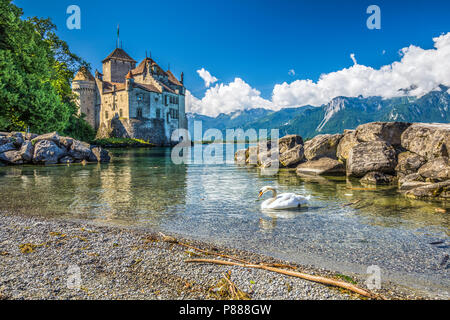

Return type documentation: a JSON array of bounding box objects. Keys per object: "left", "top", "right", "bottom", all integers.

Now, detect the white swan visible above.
[{"left": 258, "top": 186, "right": 310, "bottom": 210}]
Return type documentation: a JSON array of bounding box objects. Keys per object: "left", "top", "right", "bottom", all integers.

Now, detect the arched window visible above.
[{"left": 137, "top": 108, "right": 143, "bottom": 118}]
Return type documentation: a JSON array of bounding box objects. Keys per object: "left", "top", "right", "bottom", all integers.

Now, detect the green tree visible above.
[{"left": 0, "top": 0, "right": 95, "bottom": 141}]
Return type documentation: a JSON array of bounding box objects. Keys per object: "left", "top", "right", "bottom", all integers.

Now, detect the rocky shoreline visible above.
[
  {"left": 0, "top": 211, "right": 433, "bottom": 300},
  {"left": 235, "top": 122, "right": 450, "bottom": 201},
  {"left": 0, "top": 131, "right": 111, "bottom": 166}
]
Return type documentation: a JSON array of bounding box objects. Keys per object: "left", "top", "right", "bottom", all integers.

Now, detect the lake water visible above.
[{"left": 0, "top": 146, "right": 449, "bottom": 297}]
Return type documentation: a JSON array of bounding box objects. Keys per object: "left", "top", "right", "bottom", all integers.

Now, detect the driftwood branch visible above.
[{"left": 186, "top": 258, "right": 379, "bottom": 299}]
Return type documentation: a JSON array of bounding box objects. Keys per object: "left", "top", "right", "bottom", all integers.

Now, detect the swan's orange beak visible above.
[{"left": 258, "top": 191, "right": 263, "bottom": 198}]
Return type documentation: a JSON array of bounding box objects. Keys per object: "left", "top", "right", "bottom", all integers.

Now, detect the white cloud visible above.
[
  {"left": 185, "top": 79, "right": 273, "bottom": 117},
  {"left": 288, "top": 69, "right": 296, "bottom": 76},
  {"left": 187, "top": 32, "right": 450, "bottom": 115},
  {"left": 197, "top": 68, "right": 218, "bottom": 88},
  {"left": 350, "top": 53, "right": 357, "bottom": 65}
]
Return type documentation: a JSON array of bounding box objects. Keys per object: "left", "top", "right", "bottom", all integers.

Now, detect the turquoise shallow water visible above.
[{"left": 0, "top": 146, "right": 449, "bottom": 297}]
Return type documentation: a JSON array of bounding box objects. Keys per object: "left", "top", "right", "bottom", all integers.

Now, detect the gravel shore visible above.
[{"left": 0, "top": 211, "right": 431, "bottom": 300}]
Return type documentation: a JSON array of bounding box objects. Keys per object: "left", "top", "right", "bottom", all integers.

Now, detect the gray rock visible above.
[
  {"left": 399, "top": 181, "right": 431, "bottom": 192},
  {"left": 89, "top": 147, "right": 111, "bottom": 163},
  {"left": 33, "top": 140, "right": 66, "bottom": 164},
  {"left": 0, "top": 136, "right": 10, "bottom": 146},
  {"left": 19, "top": 141, "right": 34, "bottom": 162},
  {"left": 9, "top": 132, "right": 24, "bottom": 147},
  {"left": 0, "top": 142, "right": 16, "bottom": 154},
  {"left": 417, "top": 157, "right": 450, "bottom": 182},
  {"left": 395, "top": 151, "right": 426, "bottom": 176},
  {"left": 360, "top": 172, "right": 396, "bottom": 185},
  {"left": 0, "top": 150, "right": 23, "bottom": 164},
  {"left": 279, "top": 135, "right": 303, "bottom": 154},
  {"left": 336, "top": 130, "right": 358, "bottom": 162},
  {"left": 280, "top": 144, "right": 305, "bottom": 168},
  {"left": 405, "top": 180, "right": 450, "bottom": 200},
  {"left": 69, "top": 140, "right": 92, "bottom": 160},
  {"left": 59, "top": 136, "right": 74, "bottom": 149},
  {"left": 356, "top": 122, "right": 411, "bottom": 146},
  {"left": 296, "top": 157, "right": 345, "bottom": 176},
  {"left": 347, "top": 141, "right": 397, "bottom": 177},
  {"left": 304, "top": 134, "right": 343, "bottom": 161},
  {"left": 31, "top": 132, "right": 61, "bottom": 145},
  {"left": 401, "top": 123, "right": 450, "bottom": 160},
  {"left": 398, "top": 173, "right": 425, "bottom": 185}
]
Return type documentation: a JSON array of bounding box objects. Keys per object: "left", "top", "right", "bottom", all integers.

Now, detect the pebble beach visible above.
[{"left": 0, "top": 211, "right": 432, "bottom": 300}]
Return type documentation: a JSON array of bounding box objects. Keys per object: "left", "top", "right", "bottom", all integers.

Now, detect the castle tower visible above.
[
  {"left": 102, "top": 48, "right": 136, "bottom": 83},
  {"left": 72, "top": 66, "right": 96, "bottom": 129}
]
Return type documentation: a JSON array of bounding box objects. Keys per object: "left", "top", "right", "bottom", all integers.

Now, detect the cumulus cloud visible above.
[
  {"left": 188, "top": 32, "right": 450, "bottom": 116},
  {"left": 197, "top": 68, "right": 218, "bottom": 88},
  {"left": 186, "top": 78, "right": 273, "bottom": 117}
]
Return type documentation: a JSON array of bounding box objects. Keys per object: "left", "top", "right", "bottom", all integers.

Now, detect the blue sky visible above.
[{"left": 15, "top": 0, "right": 450, "bottom": 115}]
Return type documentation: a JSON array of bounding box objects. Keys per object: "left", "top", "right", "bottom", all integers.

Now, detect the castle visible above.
[{"left": 72, "top": 47, "right": 187, "bottom": 145}]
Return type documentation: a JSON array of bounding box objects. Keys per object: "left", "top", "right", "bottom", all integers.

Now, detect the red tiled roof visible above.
[
  {"left": 102, "top": 48, "right": 136, "bottom": 63},
  {"left": 74, "top": 66, "right": 95, "bottom": 81},
  {"left": 166, "top": 70, "right": 183, "bottom": 86},
  {"left": 103, "top": 81, "right": 126, "bottom": 93},
  {"left": 133, "top": 83, "right": 162, "bottom": 93}
]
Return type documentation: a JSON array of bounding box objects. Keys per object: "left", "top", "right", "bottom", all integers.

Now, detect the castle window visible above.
[
  {"left": 105, "top": 111, "right": 109, "bottom": 119},
  {"left": 156, "top": 109, "right": 161, "bottom": 118},
  {"left": 167, "top": 112, "right": 170, "bottom": 123},
  {"left": 137, "top": 108, "right": 143, "bottom": 118},
  {"left": 164, "top": 95, "right": 168, "bottom": 106},
  {"left": 119, "top": 109, "right": 123, "bottom": 117}
]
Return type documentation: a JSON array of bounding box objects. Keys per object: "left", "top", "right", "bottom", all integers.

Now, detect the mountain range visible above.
[{"left": 187, "top": 86, "right": 450, "bottom": 140}]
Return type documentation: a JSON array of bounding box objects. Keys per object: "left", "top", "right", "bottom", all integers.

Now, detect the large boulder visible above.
[
  {"left": 8, "top": 132, "right": 24, "bottom": 147},
  {"left": 59, "top": 136, "right": 74, "bottom": 149},
  {"left": 69, "top": 140, "right": 92, "bottom": 160},
  {"left": 360, "top": 172, "right": 396, "bottom": 185},
  {"left": 0, "top": 150, "right": 23, "bottom": 164},
  {"left": 356, "top": 122, "right": 411, "bottom": 146},
  {"left": 296, "top": 157, "right": 345, "bottom": 176},
  {"left": 401, "top": 123, "right": 450, "bottom": 160},
  {"left": 336, "top": 130, "right": 358, "bottom": 162},
  {"left": 417, "top": 157, "right": 450, "bottom": 182},
  {"left": 347, "top": 141, "right": 397, "bottom": 177},
  {"left": 280, "top": 144, "right": 305, "bottom": 168},
  {"left": 395, "top": 151, "right": 427, "bottom": 176},
  {"left": 278, "top": 135, "right": 303, "bottom": 154},
  {"left": 304, "top": 134, "right": 343, "bottom": 161},
  {"left": 89, "top": 146, "right": 111, "bottom": 163},
  {"left": 404, "top": 180, "right": 450, "bottom": 200},
  {"left": 0, "top": 143, "right": 16, "bottom": 154},
  {"left": 19, "top": 141, "right": 34, "bottom": 162},
  {"left": 31, "top": 131, "right": 61, "bottom": 145},
  {"left": 33, "top": 140, "right": 66, "bottom": 164}
]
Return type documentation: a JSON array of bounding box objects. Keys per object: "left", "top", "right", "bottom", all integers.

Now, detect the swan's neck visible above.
[{"left": 269, "top": 188, "right": 277, "bottom": 198}]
